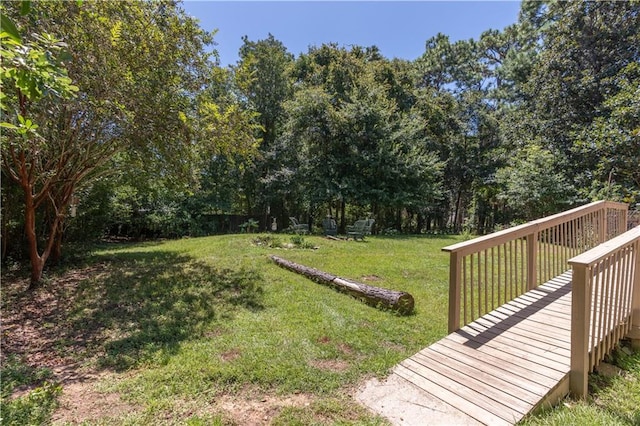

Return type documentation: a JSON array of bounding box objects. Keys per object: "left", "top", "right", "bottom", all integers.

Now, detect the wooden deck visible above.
[
  {"left": 358, "top": 271, "right": 575, "bottom": 425},
  {"left": 356, "top": 207, "right": 636, "bottom": 424}
]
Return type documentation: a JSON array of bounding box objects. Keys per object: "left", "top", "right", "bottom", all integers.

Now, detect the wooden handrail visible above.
[
  {"left": 568, "top": 226, "right": 640, "bottom": 397},
  {"left": 568, "top": 226, "right": 640, "bottom": 266},
  {"left": 442, "top": 201, "right": 629, "bottom": 333},
  {"left": 442, "top": 201, "right": 628, "bottom": 257}
]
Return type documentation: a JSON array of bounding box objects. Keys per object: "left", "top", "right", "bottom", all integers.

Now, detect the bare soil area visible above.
[{"left": 2, "top": 267, "right": 142, "bottom": 423}]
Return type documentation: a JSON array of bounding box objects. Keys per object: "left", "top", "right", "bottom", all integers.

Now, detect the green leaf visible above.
[
  {"left": 20, "top": 1, "right": 32, "bottom": 16},
  {"left": 0, "top": 122, "right": 19, "bottom": 129},
  {"left": 0, "top": 14, "right": 22, "bottom": 44}
]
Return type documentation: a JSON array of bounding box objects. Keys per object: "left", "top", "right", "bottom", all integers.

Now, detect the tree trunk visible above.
[
  {"left": 417, "top": 212, "right": 424, "bottom": 234},
  {"left": 51, "top": 221, "right": 64, "bottom": 264},
  {"left": 22, "top": 180, "right": 68, "bottom": 288},
  {"left": 24, "top": 190, "right": 44, "bottom": 288},
  {"left": 270, "top": 255, "right": 414, "bottom": 315}
]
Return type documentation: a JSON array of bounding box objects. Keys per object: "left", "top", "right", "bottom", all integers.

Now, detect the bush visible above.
[
  {"left": 290, "top": 235, "right": 315, "bottom": 249},
  {"left": 252, "top": 235, "right": 283, "bottom": 248}
]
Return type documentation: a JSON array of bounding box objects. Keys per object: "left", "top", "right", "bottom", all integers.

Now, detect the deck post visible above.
[
  {"left": 526, "top": 231, "right": 538, "bottom": 290},
  {"left": 569, "top": 262, "right": 590, "bottom": 398},
  {"left": 628, "top": 240, "right": 640, "bottom": 350},
  {"left": 448, "top": 251, "right": 461, "bottom": 333}
]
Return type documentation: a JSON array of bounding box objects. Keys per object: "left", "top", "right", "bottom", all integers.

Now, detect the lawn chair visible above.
[
  {"left": 322, "top": 216, "right": 337, "bottom": 236},
  {"left": 289, "top": 217, "right": 309, "bottom": 234},
  {"left": 346, "top": 219, "right": 375, "bottom": 240}
]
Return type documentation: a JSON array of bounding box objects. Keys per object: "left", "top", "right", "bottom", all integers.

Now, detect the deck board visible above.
[
  {"left": 458, "top": 323, "right": 570, "bottom": 366},
  {"left": 432, "top": 340, "right": 559, "bottom": 390},
  {"left": 413, "top": 349, "right": 540, "bottom": 406},
  {"left": 357, "top": 271, "right": 577, "bottom": 425}
]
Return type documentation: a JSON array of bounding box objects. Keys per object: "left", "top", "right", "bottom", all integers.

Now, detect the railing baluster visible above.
[
  {"left": 555, "top": 224, "right": 560, "bottom": 276},
  {"left": 470, "top": 253, "right": 475, "bottom": 323},
  {"left": 571, "top": 219, "right": 580, "bottom": 257},
  {"left": 559, "top": 223, "right": 564, "bottom": 274},
  {"left": 551, "top": 226, "right": 558, "bottom": 277},
  {"left": 491, "top": 246, "right": 495, "bottom": 310},
  {"left": 527, "top": 232, "right": 536, "bottom": 290},
  {"left": 602, "top": 256, "right": 612, "bottom": 367},
  {"left": 542, "top": 229, "right": 547, "bottom": 283},
  {"left": 590, "top": 260, "right": 600, "bottom": 370},
  {"left": 519, "top": 238, "right": 523, "bottom": 294},
  {"left": 476, "top": 252, "right": 480, "bottom": 317},
  {"left": 595, "top": 258, "right": 604, "bottom": 366},
  {"left": 509, "top": 239, "right": 514, "bottom": 301},
  {"left": 483, "top": 249, "right": 488, "bottom": 315},
  {"left": 463, "top": 255, "right": 468, "bottom": 327},
  {"left": 564, "top": 221, "right": 569, "bottom": 269},
  {"left": 558, "top": 224, "right": 562, "bottom": 275},
  {"left": 504, "top": 242, "right": 509, "bottom": 305},
  {"left": 630, "top": 241, "right": 640, "bottom": 350},
  {"left": 497, "top": 244, "right": 502, "bottom": 306},
  {"left": 549, "top": 226, "right": 554, "bottom": 279},
  {"left": 613, "top": 249, "right": 624, "bottom": 343}
]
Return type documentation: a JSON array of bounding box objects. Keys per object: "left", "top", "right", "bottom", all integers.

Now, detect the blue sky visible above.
[{"left": 181, "top": 1, "right": 522, "bottom": 67}]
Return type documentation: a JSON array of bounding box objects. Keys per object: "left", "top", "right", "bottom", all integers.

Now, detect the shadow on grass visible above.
[
  {"left": 89, "top": 250, "right": 263, "bottom": 370},
  {"left": 32, "top": 249, "right": 264, "bottom": 372}
]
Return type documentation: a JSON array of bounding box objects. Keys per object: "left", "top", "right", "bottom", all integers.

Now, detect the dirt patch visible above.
[
  {"left": 51, "top": 370, "right": 140, "bottom": 425},
  {"left": 204, "top": 326, "right": 228, "bottom": 339},
  {"left": 382, "top": 341, "right": 405, "bottom": 352},
  {"left": 361, "top": 275, "right": 382, "bottom": 282},
  {"left": 338, "top": 343, "right": 354, "bottom": 355},
  {"left": 216, "top": 390, "right": 313, "bottom": 425},
  {"left": 220, "top": 348, "right": 242, "bottom": 362},
  {"left": 309, "top": 359, "right": 350, "bottom": 372}
]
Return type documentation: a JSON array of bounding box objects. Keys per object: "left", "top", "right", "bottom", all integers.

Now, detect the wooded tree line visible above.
[{"left": 2, "top": 0, "right": 639, "bottom": 284}]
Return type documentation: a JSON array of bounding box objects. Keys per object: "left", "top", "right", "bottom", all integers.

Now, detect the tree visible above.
[
  {"left": 577, "top": 62, "right": 640, "bottom": 202},
  {"left": 415, "top": 33, "right": 504, "bottom": 232},
  {"left": 233, "top": 34, "right": 293, "bottom": 221},
  {"left": 1, "top": 1, "right": 217, "bottom": 285},
  {"left": 280, "top": 43, "right": 444, "bottom": 232},
  {"left": 1, "top": 3, "right": 80, "bottom": 284},
  {"left": 496, "top": 145, "right": 576, "bottom": 220},
  {"left": 517, "top": 1, "right": 640, "bottom": 198}
]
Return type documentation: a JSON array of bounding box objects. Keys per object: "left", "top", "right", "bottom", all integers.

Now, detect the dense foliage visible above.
[{"left": 2, "top": 0, "right": 638, "bottom": 280}]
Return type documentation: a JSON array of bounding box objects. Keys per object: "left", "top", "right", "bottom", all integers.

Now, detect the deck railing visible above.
[
  {"left": 568, "top": 225, "right": 640, "bottom": 397},
  {"left": 442, "top": 201, "right": 628, "bottom": 333}
]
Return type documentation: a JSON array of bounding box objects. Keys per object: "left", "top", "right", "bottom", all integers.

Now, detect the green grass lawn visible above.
[
  {"left": 2, "top": 233, "right": 639, "bottom": 425},
  {"left": 2, "top": 233, "right": 460, "bottom": 424}
]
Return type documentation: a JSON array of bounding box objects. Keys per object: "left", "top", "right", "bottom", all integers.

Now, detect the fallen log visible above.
[{"left": 270, "top": 255, "right": 414, "bottom": 315}]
